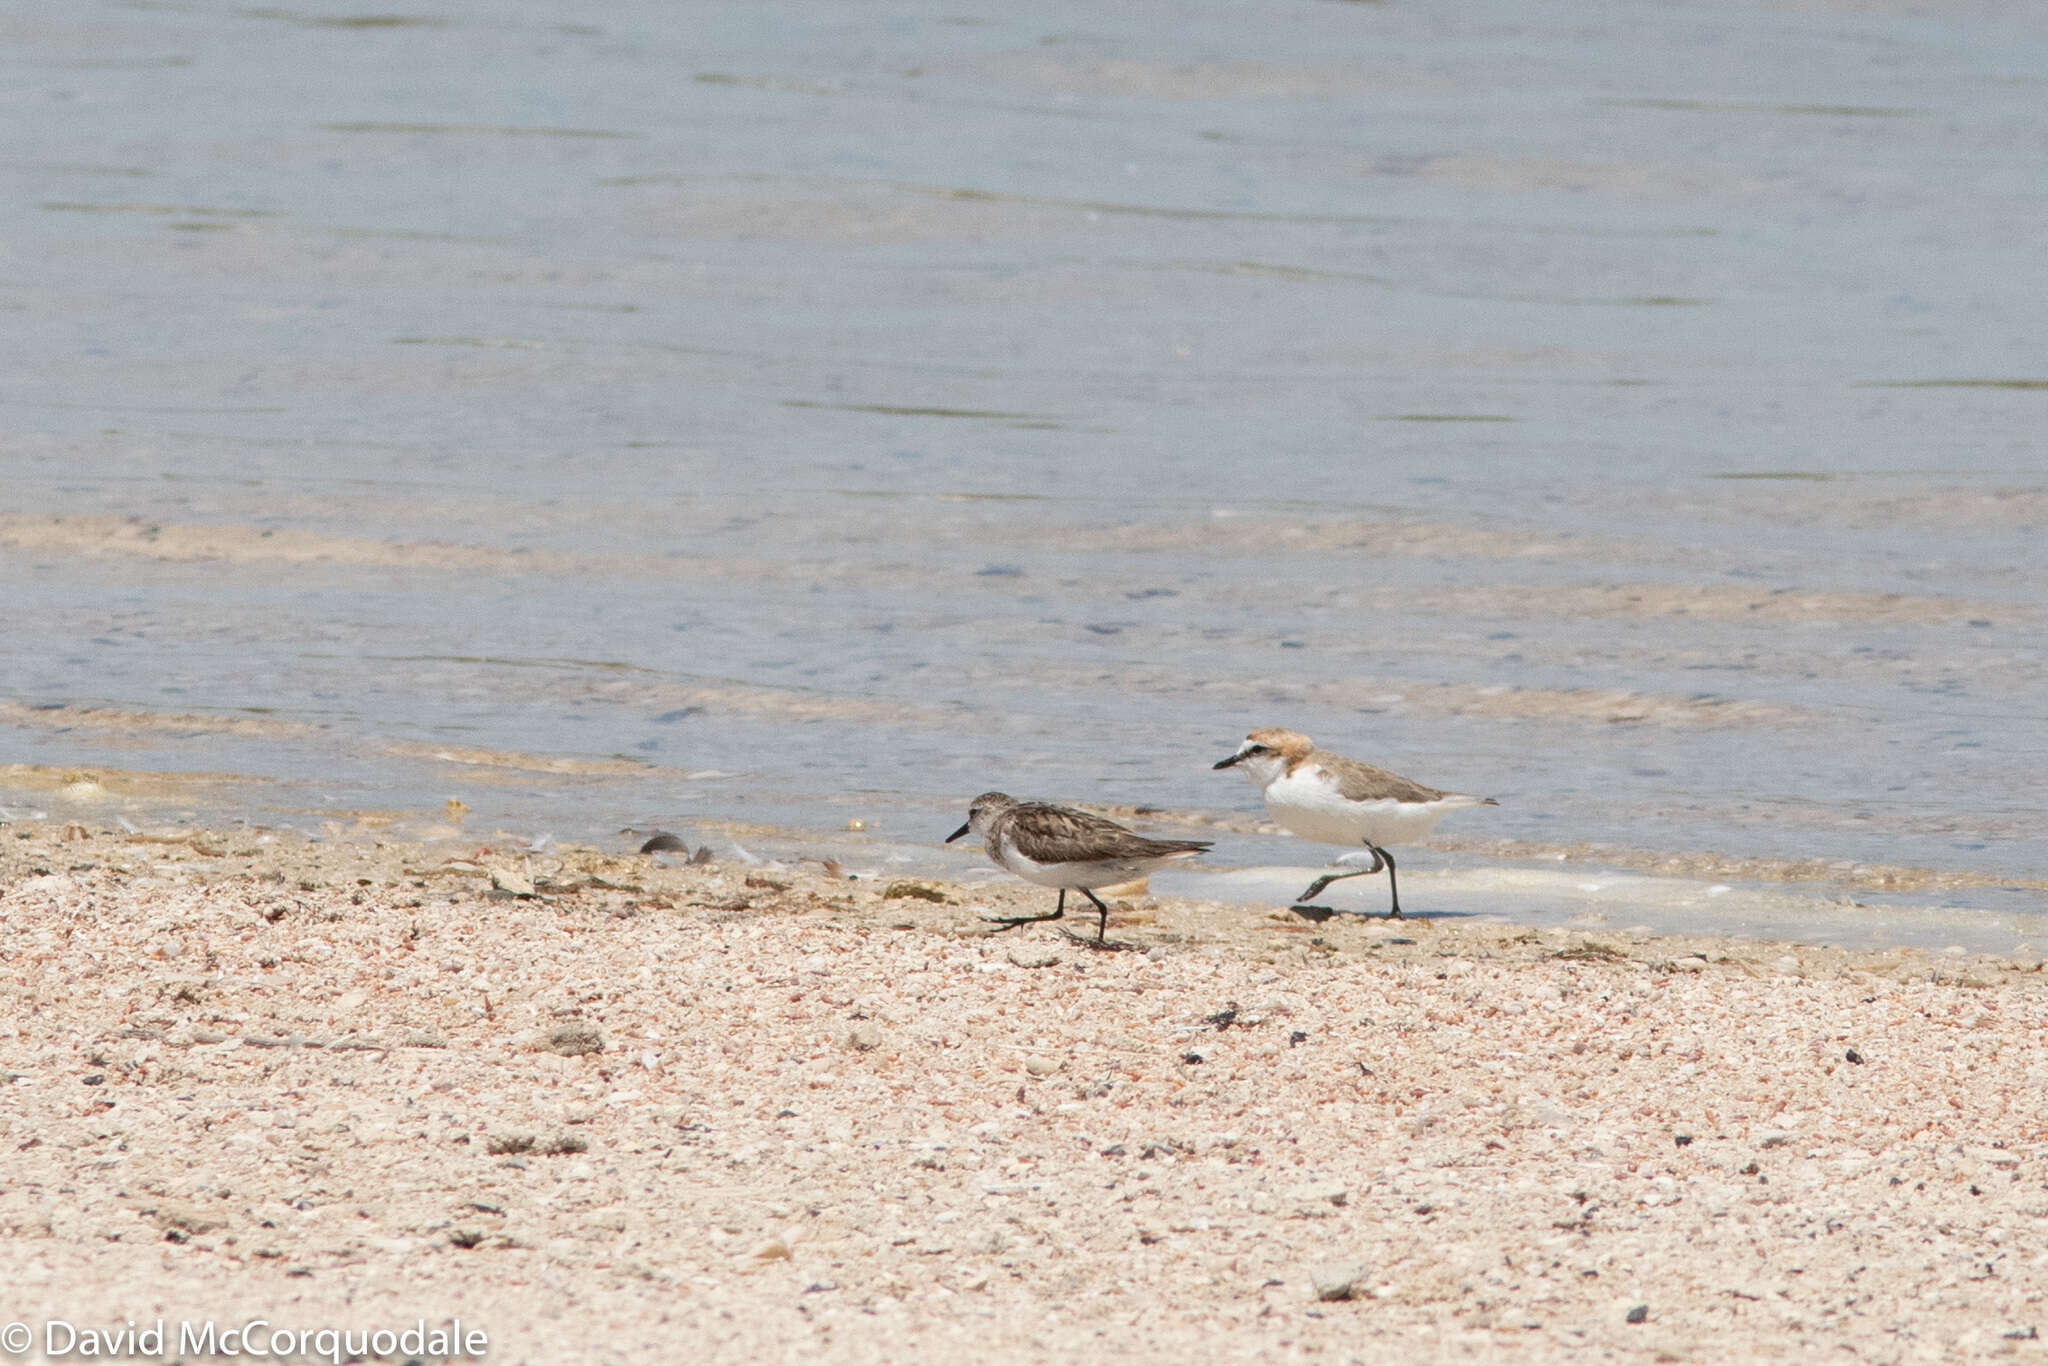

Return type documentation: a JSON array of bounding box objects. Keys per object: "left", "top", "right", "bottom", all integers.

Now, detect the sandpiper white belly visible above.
[{"left": 990, "top": 842, "right": 1193, "bottom": 890}]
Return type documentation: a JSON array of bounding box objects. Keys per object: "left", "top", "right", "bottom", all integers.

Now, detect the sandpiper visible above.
[
  {"left": 946, "top": 792, "right": 1212, "bottom": 944},
  {"left": 1214, "top": 728, "right": 1495, "bottom": 917}
]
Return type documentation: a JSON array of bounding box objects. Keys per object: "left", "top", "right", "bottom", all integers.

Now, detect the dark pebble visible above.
[{"left": 1626, "top": 1304, "right": 1648, "bottom": 1325}]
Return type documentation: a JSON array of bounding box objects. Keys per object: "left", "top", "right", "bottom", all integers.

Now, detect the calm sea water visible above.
[{"left": 4, "top": 0, "right": 2046, "bottom": 944}]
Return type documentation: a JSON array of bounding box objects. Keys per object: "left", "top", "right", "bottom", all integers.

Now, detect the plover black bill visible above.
[
  {"left": 945, "top": 791, "right": 1212, "bottom": 945},
  {"left": 1214, "top": 728, "right": 1495, "bottom": 918}
]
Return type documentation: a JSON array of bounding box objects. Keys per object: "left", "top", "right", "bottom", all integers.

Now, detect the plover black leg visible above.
[
  {"left": 1294, "top": 872, "right": 1353, "bottom": 903},
  {"left": 1294, "top": 846, "right": 1385, "bottom": 905},
  {"left": 1377, "top": 846, "right": 1402, "bottom": 919}
]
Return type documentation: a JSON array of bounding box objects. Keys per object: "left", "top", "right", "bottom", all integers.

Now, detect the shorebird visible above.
[
  {"left": 1214, "top": 728, "right": 1495, "bottom": 918},
  {"left": 946, "top": 792, "right": 1212, "bottom": 944}
]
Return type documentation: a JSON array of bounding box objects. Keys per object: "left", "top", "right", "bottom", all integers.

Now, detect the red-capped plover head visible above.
[{"left": 1214, "top": 726, "right": 1496, "bottom": 919}]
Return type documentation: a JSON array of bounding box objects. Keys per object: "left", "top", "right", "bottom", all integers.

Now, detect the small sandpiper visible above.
[
  {"left": 1214, "top": 728, "right": 1495, "bottom": 918},
  {"left": 946, "top": 792, "right": 1212, "bottom": 944}
]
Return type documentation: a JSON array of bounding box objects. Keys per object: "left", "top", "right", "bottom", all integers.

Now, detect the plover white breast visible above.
[
  {"left": 1214, "top": 728, "right": 1495, "bottom": 918},
  {"left": 946, "top": 791, "right": 1211, "bottom": 944}
]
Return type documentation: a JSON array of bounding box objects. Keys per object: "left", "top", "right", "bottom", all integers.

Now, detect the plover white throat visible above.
[
  {"left": 1214, "top": 728, "right": 1496, "bottom": 918},
  {"left": 946, "top": 791, "right": 1212, "bottom": 944}
]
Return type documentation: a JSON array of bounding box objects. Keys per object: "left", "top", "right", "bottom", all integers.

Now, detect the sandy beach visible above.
[
  {"left": 2, "top": 814, "right": 2041, "bottom": 1364},
  {"left": 7, "top": 2, "right": 2046, "bottom": 1360}
]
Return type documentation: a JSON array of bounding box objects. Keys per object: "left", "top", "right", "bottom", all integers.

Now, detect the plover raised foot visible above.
[
  {"left": 946, "top": 791, "right": 1211, "bottom": 945},
  {"left": 1214, "top": 728, "right": 1495, "bottom": 918}
]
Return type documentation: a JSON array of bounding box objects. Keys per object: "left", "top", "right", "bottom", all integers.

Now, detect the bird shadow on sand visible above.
[
  {"left": 1287, "top": 905, "right": 1482, "bottom": 925},
  {"left": 1056, "top": 927, "right": 1143, "bottom": 953}
]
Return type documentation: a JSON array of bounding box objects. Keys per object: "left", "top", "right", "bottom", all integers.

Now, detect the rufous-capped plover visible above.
[
  {"left": 946, "top": 792, "right": 1212, "bottom": 944},
  {"left": 1214, "top": 728, "right": 1495, "bottom": 918}
]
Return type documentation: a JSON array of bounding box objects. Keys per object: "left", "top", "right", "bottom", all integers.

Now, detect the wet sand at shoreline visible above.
[{"left": 2, "top": 817, "right": 2042, "bottom": 1363}]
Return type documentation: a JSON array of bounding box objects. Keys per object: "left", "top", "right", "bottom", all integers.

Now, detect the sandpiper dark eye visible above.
[{"left": 1247, "top": 744, "right": 1268, "bottom": 754}]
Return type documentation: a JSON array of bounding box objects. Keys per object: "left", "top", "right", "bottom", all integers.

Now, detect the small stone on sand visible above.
[{"left": 1310, "top": 1263, "right": 1367, "bottom": 1302}]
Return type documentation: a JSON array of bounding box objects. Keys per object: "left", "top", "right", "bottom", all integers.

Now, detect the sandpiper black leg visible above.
[
  {"left": 1051, "top": 889, "right": 1137, "bottom": 951},
  {"left": 1375, "top": 845, "right": 1402, "bottom": 919},
  {"left": 1081, "top": 888, "right": 1113, "bottom": 942},
  {"left": 980, "top": 888, "right": 1068, "bottom": 933}
]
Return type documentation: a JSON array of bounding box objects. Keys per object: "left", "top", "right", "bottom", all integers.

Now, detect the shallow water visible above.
[{"left": 4, "top": 0, "right": 2047, "bottom": 944}]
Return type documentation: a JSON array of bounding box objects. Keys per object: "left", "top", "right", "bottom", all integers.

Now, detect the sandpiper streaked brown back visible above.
[{"left": 946, "top": 791, "right": 1211, "bottom": 944}]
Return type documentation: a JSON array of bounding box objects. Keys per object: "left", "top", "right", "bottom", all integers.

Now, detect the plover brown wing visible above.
[
  {"left": 1214, "top": 728, "right": 1495, "bottom": 918},
  {"left": 946, "top": 791, "right": 1211, "bottom": 943}
]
